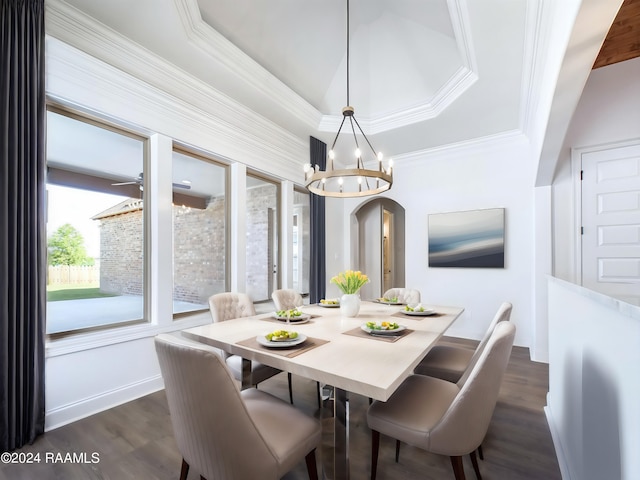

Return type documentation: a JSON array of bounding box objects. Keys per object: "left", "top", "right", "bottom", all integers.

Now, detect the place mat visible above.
[
  {"left": 236, "top": 335, "right": 329, "bottom": 358},
  {"left": 342, "top": 326, "right": 414, "bottom": 343},
  {"left": 391, "top": 311, "right": 444, "bottom": 320},
  {"left": 260, "top": 314, "right": 321, "bottom": 325}
]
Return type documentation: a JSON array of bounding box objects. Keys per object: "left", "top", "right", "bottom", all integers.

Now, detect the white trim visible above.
[
  {"left": 570, "top": 137, "right": 640, "bottom": 287},
  {"left": 174, "top": 0, "right": 478, "bottom": 135},
  {"left": 45, "top": 1, "right": 307, "bottom": 184},
  {"left": 395, "top": 129, "right": 529, "bottom": 166},
  {"left": 46, "top": 312, "right": 211, "bottom": 358},
  {"left": 545, "top": 401, "right": 573, "bottom": 480},
  {"left": 172, "top": 0, "right": 321, "bottom": 130},
  {"left": 45, "top": 375, "right": 164, "bottom": 431}
]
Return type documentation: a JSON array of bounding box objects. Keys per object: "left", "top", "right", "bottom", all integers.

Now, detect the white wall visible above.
[
  {"left": 546, "top": 277, "right": 640, "bottom": 480},
  {"left": 326, "top": 134, "right": 537, "bottom": 351},
  {"left": 44, "top": 36, "right": 305, "bottom": 430},
  {"left": 553, "top": 57, "right": 640, "bottom": 282}
]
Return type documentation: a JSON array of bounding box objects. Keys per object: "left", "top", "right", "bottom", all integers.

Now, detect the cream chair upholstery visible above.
[
  {"left": 209, "top": 293, "right": 292, "bottom": 401},
  {"left": 382, "top": 288, "right": 421, "bottom": 304},
  {"left": 271, "top": 288, "right": 304, "bottom": 311},
  {"left": 155, "top": 334, "right": 321, "bottom": 480},
  {"left": 367, "top": 322, "right": 516, "bottom": 480},
  {"left": 271, "top": 289, "right": 324, "bottom": 407},
  {"left": 414, "top": 302, "right": 512, "bottom": 383}
]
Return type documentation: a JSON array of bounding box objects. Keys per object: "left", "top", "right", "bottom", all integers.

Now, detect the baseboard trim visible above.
[
  {"left": 544, "top": 396, "right": 572, "bottom": 480},
  {"left": 45, "top": 375, "right": 164, "bottom": 431}
]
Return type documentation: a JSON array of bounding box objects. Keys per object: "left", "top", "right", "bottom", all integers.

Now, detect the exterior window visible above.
[
  {"left": 246, "top": 175, "right": 279, "bottom": 302},
  {"left": 293, "top": 189, "right": 310, "bottom": 295},
  {"left": 172, "top": 150, "right": 227, "bottom": 315},
  {"left": 46, "top": 109, "right": 146, "bottom": 334}
]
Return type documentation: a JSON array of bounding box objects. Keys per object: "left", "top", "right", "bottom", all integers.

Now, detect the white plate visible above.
[
  {"left": 256, "top": 333, "right": 307, "bottom": 348},
  {"left": 401, "top": 308, "right": 436, "bottom": 316},
  {"left": 318, "top": 301, "right": 340, "bottom": 308},
  {"left": 361, "top": 324, "right": 406, "bottom": 335},
  {"left": 374, "top": 298, "right": 405, "bottom": 305},
  {"left": 273, "top": 313, "right": 311, "bottom": 323}
]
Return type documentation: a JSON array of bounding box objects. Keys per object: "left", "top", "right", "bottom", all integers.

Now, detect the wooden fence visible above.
[{"left": 48, "top": 265, "right": 100, "bottom": 285}]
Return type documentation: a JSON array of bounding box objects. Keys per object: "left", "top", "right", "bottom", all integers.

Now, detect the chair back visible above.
[
  {"left": 459, "top": 302, "right": 512, "bottom": 384},
  {"left": 383, "top": 288, "right": 421, "bottom": 304},
  {"left": 430, "top": 322, "right": 516, "bottom": 456},
  {"left": 208, "top": 292, "right": 256, "bottom": 323},
  {"left": 271, "top": 289, "right": 303, "bottom": 311},
  {"left": 155, "top": 334, "right": 280, "bottom": 480}
]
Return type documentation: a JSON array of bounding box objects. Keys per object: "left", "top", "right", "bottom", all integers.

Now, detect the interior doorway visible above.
[
  {"left": 353, "top": 199, "right": 406, "bottom": 300},
  {"left": 383, "top": 209, "right": 394, "bottom": 293},
  {"left": 574, "top": 138, "right": 640, "bottom": 306}
]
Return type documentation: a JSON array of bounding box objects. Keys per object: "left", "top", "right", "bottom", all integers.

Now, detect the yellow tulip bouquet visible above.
[{"left": 331, "top": 270, "right": 369, "bottom": 294}]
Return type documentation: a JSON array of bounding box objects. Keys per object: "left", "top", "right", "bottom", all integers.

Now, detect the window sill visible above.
[{"left": 45, "top": 311, "right": 212, "bottom": 357}]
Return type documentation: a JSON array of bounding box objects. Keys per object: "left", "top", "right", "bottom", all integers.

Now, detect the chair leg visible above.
[
  {"left": 305, "top": 449, "right": 319, "bottom": 480},
  {"left": 288, "top": 372, "right": 293, "bottom": 404},
  {"left": 371, "top": 430, "right": 380, "bottom": 480},
  {"left": 395, "top": 439, "right": 401, "bottom": 463},
  {"left": 469, "top": 450, "right": 482, "bottom": 480},
  {"left": 316, "top": 381, "right": 322, "bottom": 408},
  {"left": 449, "top": 456, "right": 467, "bottom": 480},
  {"left": 179, "top": 458, "right": 189, "bottom": 480},
  {"left": 477, "top": 444, "right": 484, "bottom": 460}
]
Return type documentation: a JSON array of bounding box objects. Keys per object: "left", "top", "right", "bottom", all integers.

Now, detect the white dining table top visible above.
[{"left": 183, "top": 301, "right": 464, "bottom": 402}]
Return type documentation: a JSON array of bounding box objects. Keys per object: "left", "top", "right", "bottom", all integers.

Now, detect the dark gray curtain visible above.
[
  {"left": 1, "top": 0, "right": 47, "bottom": 451},
  {"left": 309, "top": 137, "right": 326, "bottom": 304}
]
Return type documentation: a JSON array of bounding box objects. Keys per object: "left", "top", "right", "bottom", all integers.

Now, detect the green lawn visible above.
[{"left": 47, "top": 284, "right": 120, "bottom": 302}]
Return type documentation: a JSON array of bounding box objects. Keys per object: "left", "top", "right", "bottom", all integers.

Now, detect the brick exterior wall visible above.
[
  {"left": 98, "top": 186, "right": 285, "bottom": 305},
  {"left": 246, "top": 183, "right": 277, "bottom": 301},
  {"left": 99, "top": 207, "right": 144, "bottom": 296},
  {"left": 98, "top": 196, "right": 226, "bottom": 304}
]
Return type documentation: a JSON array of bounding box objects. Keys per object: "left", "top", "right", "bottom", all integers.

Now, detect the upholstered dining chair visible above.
[
  {"left": 414, "top": 302, "right": 513, "bottom": 383},
  {"left": 208, "top": 292, "right": 294, "bottom": 403},
  {"left": 271, "top": 288, "right": 323, "bottom": 408},
  {"left": 382, "top": 288, "right": 421, "bottom": 304},
  {"left": 367, "top": 321, "right": 516, "bottom": 480},
  {"left": 154, "top": 334, "right": 321, "bottom": 480},
  {"left": 271, "top": 288, "right": 304, "bottom": 311}
]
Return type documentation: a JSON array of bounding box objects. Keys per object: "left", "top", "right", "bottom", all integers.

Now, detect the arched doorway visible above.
[{"left": 353, "top": 198, "right": 406, "bottom": 300}]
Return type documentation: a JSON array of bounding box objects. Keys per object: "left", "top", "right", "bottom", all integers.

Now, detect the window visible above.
[
  {"left": 293, "top": 189, "right": 310, "bottom": 295},
  {"left": 172, "top": 150, "right": 227, "bottom": 316},
  {"left": 246, "top": 174, "right": 279, "bottom": 302},
  {"left": 46, "top": 108, "right": 147, "bottom": 334}
]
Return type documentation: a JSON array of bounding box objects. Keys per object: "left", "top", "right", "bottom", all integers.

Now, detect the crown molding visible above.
[
  {"left": 394, "top": 129, "right": 530, "bottom": 167},
  {"left": 518, "top": 0, "right": 547, "bottom": 137},
  {"left": 174, "top": 0, "right": 478, "bottom": 134},
  {"left": 45, "top": 0, "right": 307, "bottom": 183},
  {"left": 318, "top": 67, "right": 478, "bottom": 134},
  {"left": 172, "top": 0, "right": 322, "bottom": 129},
  {"left": 318, "top": 0, "right": 478, "bottom": 134}
]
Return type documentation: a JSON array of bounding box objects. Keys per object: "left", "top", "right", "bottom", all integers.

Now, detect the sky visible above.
[{"left": 46, "top": 185, "right": 128, "bottom": 258}]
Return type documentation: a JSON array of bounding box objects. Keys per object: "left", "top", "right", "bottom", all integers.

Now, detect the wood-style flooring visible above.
[{"left": 1, "top": 337, "right": 561, "bottom": 480}]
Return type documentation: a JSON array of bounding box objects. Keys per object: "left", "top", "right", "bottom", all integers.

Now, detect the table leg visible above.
[
  {"left": 333, "top": 387, "right": 349, "bottom": 480},
  {"left": 241, "top": 358, "right": 251, "bottom": 389}
]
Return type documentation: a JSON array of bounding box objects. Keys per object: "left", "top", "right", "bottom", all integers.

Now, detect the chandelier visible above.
[{"left": 304, "top": 0, "right": 393, "bottom": 198}]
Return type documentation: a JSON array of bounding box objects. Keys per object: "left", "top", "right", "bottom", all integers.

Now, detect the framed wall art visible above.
[{"left": 428, "top": 208, "right": 505, "bottom": 268}]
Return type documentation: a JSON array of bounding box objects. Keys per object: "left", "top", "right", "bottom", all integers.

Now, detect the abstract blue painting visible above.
[{"left": 428, "top": 208, "right": 505, "bottom": 268}]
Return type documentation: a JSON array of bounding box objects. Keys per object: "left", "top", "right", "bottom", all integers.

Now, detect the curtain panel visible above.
[
  {"left": 0, "top": 0, "right": 47, "bottom": 451},
  {"left": 309, "top": 137, "right": 326, "bottom": 304}
]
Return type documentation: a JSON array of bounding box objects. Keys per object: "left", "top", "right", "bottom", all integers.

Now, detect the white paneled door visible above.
[{"left": 581, "top": 141, "right": 640, "bottom": 306}]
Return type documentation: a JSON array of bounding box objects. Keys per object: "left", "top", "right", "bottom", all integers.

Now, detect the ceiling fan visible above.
[{"left": 111, "top": 172, "right": 191, "bottom": 190}]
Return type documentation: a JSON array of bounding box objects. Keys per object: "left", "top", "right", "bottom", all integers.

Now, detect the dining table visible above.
[{"left": 182, "top": 300, "right": 464, "bottom": 480}]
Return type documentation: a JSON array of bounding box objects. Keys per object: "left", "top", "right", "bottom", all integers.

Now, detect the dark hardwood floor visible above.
[{"left": 1, "top": 337, "right": 561, "bottom": 480}]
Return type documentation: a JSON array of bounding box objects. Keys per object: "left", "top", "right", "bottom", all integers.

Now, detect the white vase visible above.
[{"left": 340, "top": 293, "right": 361, "bottom": 317}]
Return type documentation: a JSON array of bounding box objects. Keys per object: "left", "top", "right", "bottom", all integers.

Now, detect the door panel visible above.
[{"left": 581, "top": 142, "right": 640, "bottom": 305}]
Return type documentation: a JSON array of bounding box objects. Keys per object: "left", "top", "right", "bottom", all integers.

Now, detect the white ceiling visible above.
[{"left": 56, "top": 0, "right": 532, "bottom": 161}]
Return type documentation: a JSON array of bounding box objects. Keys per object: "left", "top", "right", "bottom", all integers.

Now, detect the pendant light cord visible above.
[{"left": 346, "top": 0, "right": 350, "bottom": 106}]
